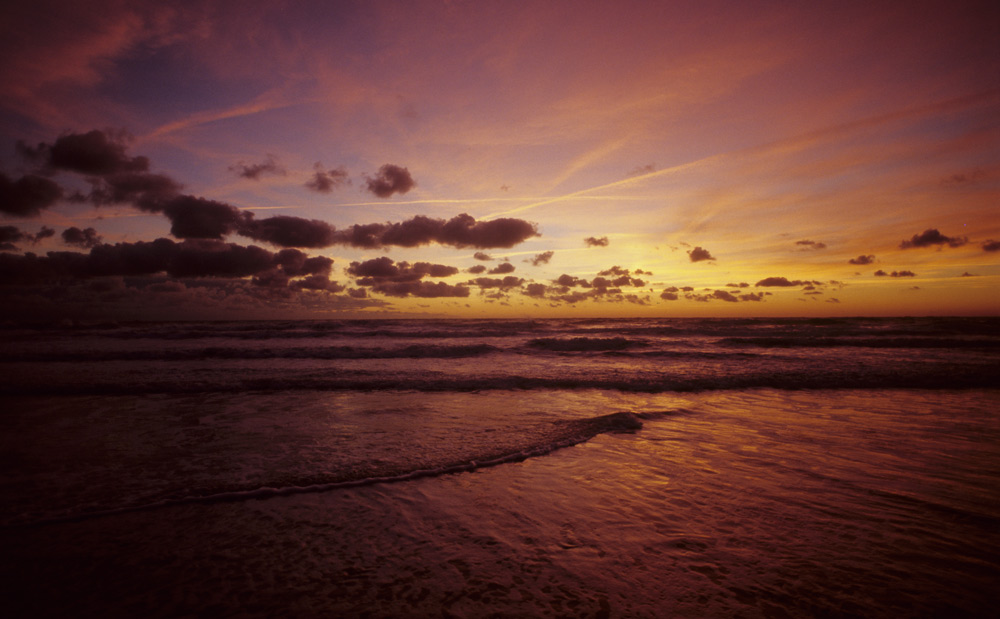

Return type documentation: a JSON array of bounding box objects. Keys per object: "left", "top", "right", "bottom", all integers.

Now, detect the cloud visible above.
[
  {"left": 333, "top": 213, "right": 538, "bottom": 249},
  {"left": 488, "top": 262, "right": 515, "bottom": 275},
  {"left": 0, "top": 225, "right": 55, "bottom": 250},
  {"left": 61, "top": 226, "right": 102, "bottom": 248},
  {"left": 365, "top": 281, "right": 469, "bottom": 298},
  {"left": 982, "top": 240, "right": 1000, "bottom": 252},
  {"left": 584, "top": 236, "right": 609, "bottom": 247},
  {"left": 528, "top": 250, "right": 554, "bottom": 266},
  {"left": 467, "top": 264, "right": 487, "bottom": 274},
  {"left": 229, "top": 154, "right": 286, "bottom": 180},
  {"left": 10, "top": 132, "right": 537, "bottom": 252},
  {"left": 238, "top": 214, "right": 336, "bottom": 248},
  {"left": 468, "top": 276, "right": 524, "bottom": 290},
  {"left": 849, "top": 254, "right": 875, "bottom": 265},
  {"left": 627, "top": 163, "right": 656, "bottom": 177},
  {"left": 660, "top": 289, "right": 678, "bottom": 301},
  {"left": 273, "top": 249, "right": 332, "bottom": 277},
  {"left": 875, "top": 269, "right": 916, "bottom": 277},
  {"left": 365, "top": 164, "right": 415, "bottom": 198},
  {"left": 942, "top": 170, "right": 986, "bottom": 185},
  {"left": 713, "top": 289, "right": 739, "bottom": 302},
  {"left": 0, "top": 238, "right": 321, "bottom": 286},
  {"left": 0, "top": 172, "right": 64, "bottom": 217},
  {"left": 160, "top": 195, "right": 249, "bottom": 240},
  {"left": 220, "top": 213, "right": 538, "bottom": 250},
  {"left": 347, "top": 257, "right": 460, "bottom": 287},
  {"left": 18, "top": 129, "right": 148, "bottom": 176},
  {"left": 687, "top": 246, "right": 715, "bottom": 262},
  {"left": 899, "top": 228, "right": 968, "bottom": 249},
  {"left": 796, "top": 240, "right": 827, "bottom": 250},
  {"left": 524, "top": 283, "right": 547, "bottom": 297},
  {"left": 755, "top": 276, "right": 803, "bottom": 287},
  {"left": 473, "top": 252, "right": 493, "bottom": 261},
  {"left": 84, "top": 172, "right": 183, "bottom": 210},
  {"left": 305, "top": 165, "right": 349, "bottom": 193},
  {"left": 554, "top": 274, "right": 589, "bottom": 288}
]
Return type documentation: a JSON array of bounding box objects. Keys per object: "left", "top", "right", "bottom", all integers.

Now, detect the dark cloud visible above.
[
  {"left": 982, "top": 240, "right": 1000, "bottom": 252},
  {"left": 488, "top": 262, "right": 515, "bottom": 275},
  {"left": 796, "top": 240, "right": 827, "bottom": 250},
  {"left": 468, "top": 276, "right": 524, "bottom": 290},
  {"left": 473, "top": 252, "right": 493, "bottom": 261},
  {"left": 84, "top": 172, "right": 183, "bottom": 210},
  {"left": 713, "top": 289, "right": 739, "bottom": 302},
  {"left": 740, "top": 292, "right": 765, "bottom": 302},
  {"left": 467, "top": 264, "right": 487, "bottom": 274},
  {"left": 584, "top": 236, "right": 609, "bottom": 247},
  {"left": 61, "top": 226, "right": 102, "bottom": 249},
  {"left": 554, "top": 274, "right": 589, "bottom": 288},
  {"left": 305, "top": 165, "right": 349, "bottom": 193},
  {"left": 598, "top": 266, "right": 629, "bottom": 277},
  {"left": 899, "top": 228, "right": 968, "bottom": 249},
  {"left": 942, "top": 170, "right": 986, "bottom": 185},
  {"left": 627, "top": 163, "right": 656, "bottom": 177},
  {"left": 874, "top": 270, "right": 916, "bottom": 277},
  {"left": 687, "top": 246, "right": 715, "bottom": 262},
  {"left": 0, "top": 172, "right": 64, "bottom": 217},
  {"left": 18, "top": 130, "right": 149, "bottom": 176},
  {"left": 660, "top": 289, "right": 678, "bottom": 301},
  {"left": 755, "top": 277, "right": 803, "bottom": 287},
  {"left": 0, "top": 238, "right": 310, "bottom": 286},
  {"left": 365, "top": 164, "right": 415, "bottom": 198},
  {"left": 528, "top": 250, "right": 553, "bottom": 266},
  {"left": 334, "top": 213, "right": 538, "bottom": 249},
  {"left": 347, "top": 257, "right": 459, "bottom": 286},
  {"left": 291, "top": 274, "right": 345, "bottom": 293},
  {"left": 849, "top": 254, "right": 875, "bottom": 265},
  {"left": 0, "top": 225, "right": 54, "bottom": 250},
  {"left": 160, "top": 196, "right": 249, "bottom": 240},
  {"left": 368, "top": 281, "right": 469, "bottom": 298},
  {"left": 273, "top": 249, "right": 333, "bottom": 277},
  {"left": 229, "top": 154, "right": 286, "bottom": 180},
  {"left": 524, "top": 283, "right": 547, "bottom": 297},
  {"left": 239, "top": 215, "right": 336, "bottom": 248},
  {"left": 726, "top": 282, "right": 750, "bottom": 288}
]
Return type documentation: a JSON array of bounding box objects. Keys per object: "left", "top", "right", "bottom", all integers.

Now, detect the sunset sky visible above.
[{"left": 1, "top": 0, "right": 997, "bottom": 320}]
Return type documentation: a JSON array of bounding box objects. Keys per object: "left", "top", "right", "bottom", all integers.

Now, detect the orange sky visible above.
[{"left": 0, "top": 0, "right": 997, "bottom": 321}]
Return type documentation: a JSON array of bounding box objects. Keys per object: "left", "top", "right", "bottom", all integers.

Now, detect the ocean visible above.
[{"left": 1, "top": 316, "right": 998, "bottom": 617}]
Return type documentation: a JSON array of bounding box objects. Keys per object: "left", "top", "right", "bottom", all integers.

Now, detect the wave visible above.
[
  {"left": 527, "top": 337, "right": 645, "bottom": 352},
  {"left": 0, "top": 343, "right": 500, "bottom": 363},
  {"left": 2, "top": 411, "right": 650, "bottom": 528},
  {"left": 7, "top": 317, "right": 1000, "bottom": 346},
  {"left": 1, "top": 319, "right": 557, "bottom": 342},
  {"left": 4, "top": 365, "right": 997, "bottom": 396},
  {"left": 717, "top": 337, "right": 1000, "bottom": 349}
]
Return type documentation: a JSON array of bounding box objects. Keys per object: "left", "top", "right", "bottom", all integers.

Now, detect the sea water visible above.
[{"left": 1, "top": 317, "right": 998, "bottom": 616}]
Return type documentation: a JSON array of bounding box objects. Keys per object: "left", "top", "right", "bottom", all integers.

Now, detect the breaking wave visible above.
[
  {"left": 3, "top": 411, "right": 652, "bottom": 528},
  {"left": 0, "top": 343, "right": 500, "bottom": 363},
  {"left": 527, "top": 337, "right": 644, "bottom": 352}
]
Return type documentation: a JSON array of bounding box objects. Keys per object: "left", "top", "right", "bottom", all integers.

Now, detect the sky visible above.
[{"left": 0, "top": 0, "right": 998, "bottom": 321}]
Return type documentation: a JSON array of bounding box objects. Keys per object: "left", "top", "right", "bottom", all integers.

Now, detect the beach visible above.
[{"left": 2, "top": 318, "right": 999, "bottom": 617}]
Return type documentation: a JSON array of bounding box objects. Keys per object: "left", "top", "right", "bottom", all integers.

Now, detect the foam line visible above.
[{"left": 3, "top": 411, "right": 652, "bottom": 529}]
